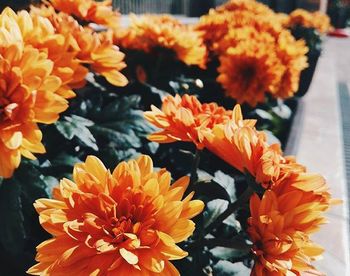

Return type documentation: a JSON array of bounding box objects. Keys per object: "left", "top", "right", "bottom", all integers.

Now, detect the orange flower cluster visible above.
[
  {"left": 28, "top": 155, "right": 204, "bottom": 275},
  {"left": 0, "top": 8, "right": 68, "bottom": 178},
  {"left": 0, "top": 6, "right": 127, "bottom": 178},
  {"left": 287, "top": 9, "right": 332, "bottom": 34},
  {"left": 48, "top": 0, "right": 120, "bottom": 28},
  {"left": 215, "top": 0, "right": 275, "bottom": 16},
  {"left": 196, "top": 0, "right": 308, "bottom": 106},
  {"left": 115, "top": 14, "right": 207, "bottom": 68},
  {"left": 145, "top": 95, "right": 335, "bottom": 275}
]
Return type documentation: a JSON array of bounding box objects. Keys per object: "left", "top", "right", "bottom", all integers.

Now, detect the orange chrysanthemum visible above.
[
  {"left": 49, "top": 0, "right": 120, "bottom": 28},
  {"left": 116, "top": 14, "right": 207, "bottom": 68},
  {"left": 202, "top": 106, "right": 285, "bottom": 186},
  {"left": 31, "top": 5, "right": 128, "bottom": 87},
  {"left": 248, "top": 190, "right": 326, "bottom": 276},
  {"left": 196, "top": 10, "right": 282, "bottom": 53},
  {"left": 287, "top": 9, "right": 332, "bottom": 34},
  {"left": 0, "top": 12, "right": 68, "bottom": 178},
  {"left": 1, "top": 7, "right": 87, "bottom": 99},
  {"left": 217, "top": 28, "right": 284, "bottom": 106},
  {"left": 216, "top": 0, "right": 275, "bottom": 16},
  {"left": 144, "top": 94, "right": 239, "bottom": 149},
  {"left": 274, "top": 30, "right": 309, "bottom": 99},
  {"left": 28, "top": 155, "right": 204, "bottom": 275}
]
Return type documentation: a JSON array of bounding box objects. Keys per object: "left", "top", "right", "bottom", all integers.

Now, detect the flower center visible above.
[{"left": 108, "top": 216, "right": 133, "bottom": 243}]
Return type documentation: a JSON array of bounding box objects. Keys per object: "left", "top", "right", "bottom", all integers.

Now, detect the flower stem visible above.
[
  {"left": 204, "top": 186, "right": 254, "bottom": 236},
  {"left": 189, "top": 149, "right": 201, "bottom": 191},
  {"left": 186, "top": 236, "right": 252, "bottom": 252}
]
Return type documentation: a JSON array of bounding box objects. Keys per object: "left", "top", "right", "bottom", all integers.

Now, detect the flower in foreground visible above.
[
  {"left": 248, "top": 190, "right": 326, "bottom": 276},
  {"left": 202, "top": 106, "right": 283, "bottom": 187},
  {"left": 144, "top": 94, "right": 243, "bottom": 149},
  {"left": 28, "top": 155, "right": 204, "bottom": 275},
  {"left": 0, "top": 17, "right": 68, "bottom": 178}
]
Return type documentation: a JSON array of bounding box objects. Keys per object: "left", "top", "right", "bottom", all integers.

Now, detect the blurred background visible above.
[{"left": 1, "top": 0, "right": 350, "bottom": 27}]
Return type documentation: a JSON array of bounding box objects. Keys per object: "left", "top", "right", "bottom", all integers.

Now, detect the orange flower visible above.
[
  {"left": 49, "top": 0, "right": 120, "bottom": 28},
  {"left": 28, "top": 155, "right": 204, "bottom": 275},
  {"left": 196, "top": 3, "right": 308, "bottom": 104},
  {"left": 248, "top": 190, "right": 326, "bottom": 276},
  {"left": 274, "top": 30, "right": 309, "bottom": 99},
  {"left": 216, "top": 0, "right": 275, "bottom": 16},
  {"left": 31, "top": 5, "right": 128, "bottom": 87},
  {"left": 196, "top": 10, "right": 282, "bottom": 53},
  {"left": 287, "top": 9, "right": 332, "bottom": 34},
  {"left": 144, "top": 94, "right": 237, "bottom": 149},
  {"left": 1, "top": 7, "right": 87, "bottom": 99},
  {"left": 202, "top": 108, "right": 284, "bottom": 187},
  {"left": 0, "top": 12, "right": 68, "bottom": 178},
  {"left": 116, "top": 14, "right": 207, "bottom": 68},
  {"left": 217, "top": 27, "right": 284, "bottom": 106}
]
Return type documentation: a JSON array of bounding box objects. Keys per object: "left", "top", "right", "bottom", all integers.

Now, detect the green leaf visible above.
[
  {"left": 213, "top": 260, "right": 250, "bottom": 276},
  {"left": 55, "top": 115, "right": 98, "bottom": 151},
  {"left": 271, "top": 104, "right": 292, "bottom": 120},
  {"left": 51, "top": 153, "right": 82, "bottom": 167},
  {"left": 223, "top": 214, "right": 241, "bottom": 231},
  {"left": 194, "top": 180, "right": 232, "bottom": 202},
  {"left": 255, "top": 109, "right": 273, "bottom": 121},
  {"left": 204, "top": 199, "right": 229, "bottom": 228},
  {"left": 210, "top": 247, "right": 247, "bottom": 261},
  {"left": 0, "top": 179, "right": 25, "bottom": 255},
  {"left": 42, "top": 176, "right": 58, "bottom": 197},
  {"left": 214, "top": 171, "right": 237, "bottom": 202}
]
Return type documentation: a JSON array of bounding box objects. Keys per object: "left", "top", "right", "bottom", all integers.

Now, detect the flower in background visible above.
[
  {"left": 274, "top": 30, "right": 309, "bottom": 99},
  {"left": 287, "top": 9, "right": 332, "bottom": 34},
  {"left": 48, "top": 0, "right": 120, "bottom": 28},
  {"left": 28, "top": 155, "right": 204, "bottom": 275},
  {"left": 144, "top": 94, "right": 239, "bottom": 149},
  {"left": 0, "top": 9, "right": 68, "bottom": 178},
  {"left": 116, "top": 14, "right": 207, "bottom": 68},
  {"left": 217, "top": 27, "right": 284, "bottom": 106},
  {"left": 248, "top": 190, "right": 325, "bottom": 276},
  {"left": 196, "top": 10, "right": 282, "bottom": 54},
  {"left": 215, "top": 0, "right": 274, "bottom": 16},
  {"left": 31, "top": 5, "right": 128, "bottom": 88}
]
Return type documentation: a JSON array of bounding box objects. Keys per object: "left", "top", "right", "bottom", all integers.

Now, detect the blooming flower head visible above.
[
  {"left": 274, "top": 30, "right": 309, "bottom": 99},
  {"left": 215, "top": 0, "right": 275, "bottom": 16},
  {"left": 28, "top": 155, "right": 204, "bottom": 275},
  {"left": 196, "top": 10, "right": 282, "bottom": 54},
  {"left": 248, "top": 190, "right": 326, "bottom": 276},
  {"left": 31, "top": 5, "right": 128, "bottom": 87},
  {"left": 0, "top": 9, "right": 68, "bottom": 178},
  {"left": 144, "top": 94, "right": 241, "bottom": 149},
  {"left": 49, "top": 0, "right": 120, "bottom": 28},
  {"left": 202, "top": 110, "right": 284, "bottom": 187},
  {"left": 116, "top": 14, "right": 207, "bottom": 68},
  {"left": 287, "top": 9, "right": 332, "bottom": 34},
  {"left": 217, "top": 28, "right": 284, "bottom": 106},
  {"left": 1, "top": 7, "right": 87, "bottom": 99}
]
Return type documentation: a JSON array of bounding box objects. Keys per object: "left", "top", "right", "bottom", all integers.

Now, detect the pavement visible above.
[{"left": 292, "top": 37, "right": 350, "bottom": 275}]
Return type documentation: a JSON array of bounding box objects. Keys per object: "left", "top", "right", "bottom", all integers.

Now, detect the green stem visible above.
[{"left": 188, "top": 149, "right": 201, "bottom": 191}]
